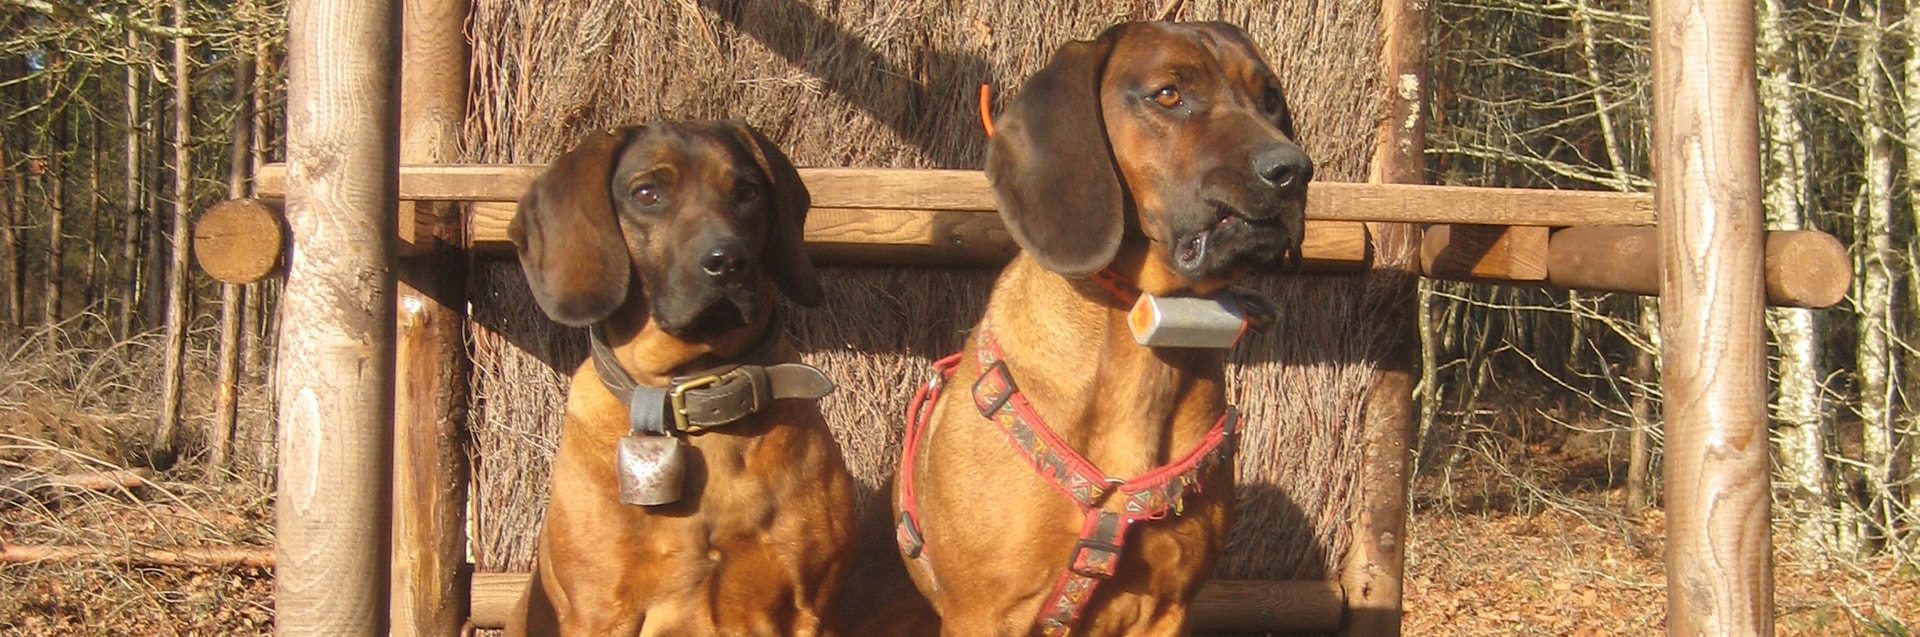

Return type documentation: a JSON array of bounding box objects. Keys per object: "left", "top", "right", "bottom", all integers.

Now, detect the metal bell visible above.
[{"left": 616, "top": 433, "right": 687, "bottom": 506}]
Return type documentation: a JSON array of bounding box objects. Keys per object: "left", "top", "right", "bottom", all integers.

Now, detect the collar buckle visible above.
[{"left": 668, "top": 373, "right": 725, "bottom": 432}]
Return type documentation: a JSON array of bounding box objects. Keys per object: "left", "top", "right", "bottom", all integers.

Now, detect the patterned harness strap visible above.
[{"left": 896, "top": 328, "right": 1241, "bottom": 637}]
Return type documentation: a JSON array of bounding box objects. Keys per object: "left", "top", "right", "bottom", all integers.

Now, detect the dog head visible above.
[
  {"left": 510, "top": 121, "right": 821, "bottom": 339},
  {"left": 986, "top": 21, "right": 1310, "bottom": 287}
]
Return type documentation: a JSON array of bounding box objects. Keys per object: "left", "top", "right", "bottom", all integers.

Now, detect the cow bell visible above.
[{"left": 616, "top": 433, "right": 687, "bottom": 506}]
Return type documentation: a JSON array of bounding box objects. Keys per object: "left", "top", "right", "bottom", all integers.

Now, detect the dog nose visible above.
[
  {"left": 1252, "top": 144, "right": 1313, "bottom": 195},
  {"left": 699, "top": 242, "right": 748, "bottom": 277}
]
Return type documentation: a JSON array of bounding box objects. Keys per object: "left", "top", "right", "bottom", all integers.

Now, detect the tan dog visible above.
[
  {"left": 506, "top": 121, "right": 855, "bottom": 636},
  {"left": 893, "top": 22, "right": 1311, "bottom": 636}
]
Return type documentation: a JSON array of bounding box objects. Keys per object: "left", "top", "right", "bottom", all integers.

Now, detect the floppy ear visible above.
[
  {"left": 508, "top": 128, "right": 634, "bottom": 327},
  {"left": 731, "top": 122, "right": 824, "bottom": 307},
  {"left": 984, "top": 28, "right": 1126, "bottom": 278}
]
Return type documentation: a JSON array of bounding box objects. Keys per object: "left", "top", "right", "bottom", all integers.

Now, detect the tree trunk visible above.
[
  {"left": 43, "top": 71, "right": 67, "bottom": 326},
  {"left": 1, "top": 140, "right": 21, "bottom": 331},
  {"left": 1624, "top": 301, "right": 1655, "bottom": 516},
  {"left": 154, "top": 0, "right": 194, "bottom": 465},
  {"left": 119, "top": 28, "right": 144, "bottom": 339},
  {"left": 84, "top": 117, "right": 99, "bottom": 312},
  {"left": 209, "top": 53, "right": 256, "bottom": 476},
  {"left": 1759, "top": 0, "right": 1847, "bottom": 561},
  {"left": 1854, "top": 0, "right": 1899, "bottom": 538},
  {"left": 244, "top": 27, "right": 272, "bottom": 380},
  {"left": 1902, "top": 0, "right": 1920, "bottom": 522}
]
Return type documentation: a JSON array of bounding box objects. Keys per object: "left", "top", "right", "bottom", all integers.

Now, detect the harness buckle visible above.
[
  {"left": 668, "top": 373, "right": 724, "bottom": 432},
  {"left": 896, "top": 511, "right": 926, "bottom": 559},
  {"left": 1068, "top": 537, "right": 1122, "bottom": 579},
  {"left": 972, "top": 360, "right": 1017, "bottom": 417}
]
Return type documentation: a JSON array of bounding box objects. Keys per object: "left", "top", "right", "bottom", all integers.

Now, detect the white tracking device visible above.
[{"left": 1128, "top": 293, "right": 1250, "bottom": 349}]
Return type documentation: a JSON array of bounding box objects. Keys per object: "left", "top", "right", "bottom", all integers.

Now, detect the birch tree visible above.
[
  {"left": 1760, "top": 0, "right": 1853, "bottom": 559},
  {"left": 1853, "top": 0, "right": 1900, "bottom": 538}
]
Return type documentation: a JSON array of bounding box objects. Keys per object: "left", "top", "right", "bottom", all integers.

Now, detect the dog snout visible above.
[
  {"left": 699, "top": 240, "right": 749, "bottom": 278},
  {"left": 1252, "top": 144, "right": 1313, "bottom": 196}
]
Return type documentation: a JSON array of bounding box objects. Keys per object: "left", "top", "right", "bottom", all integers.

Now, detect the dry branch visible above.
[
  {"left": 0, "top": 543, "right": 275, "bottom": 569},
  {"left": 1, "top": 469, "right": 154, "bottom": 503}
]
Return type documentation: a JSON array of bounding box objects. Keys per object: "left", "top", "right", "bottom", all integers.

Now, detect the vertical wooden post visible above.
[
  {"left": 276, "top": 0, "right": 401, "bottom": 633},
  {"left": 1342, "top": 0, "right": 1426, "bottom": 634},
  {"left": 391, "top": 0, "right": 475, "bottom": 632},
  {"left": 1650, "top": 0, "right": 1773, "bottom": 634}
]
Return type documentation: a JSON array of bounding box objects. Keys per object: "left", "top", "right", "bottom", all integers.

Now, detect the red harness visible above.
[{"left": 896, "top": 318, "right": 1241, "bottom": 636}]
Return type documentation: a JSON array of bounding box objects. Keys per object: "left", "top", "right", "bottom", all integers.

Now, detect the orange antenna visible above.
[{"left": 979, "top": 83, "right": 996, "bottom": 137}]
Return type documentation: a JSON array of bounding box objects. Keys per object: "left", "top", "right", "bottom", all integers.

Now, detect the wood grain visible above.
[
  {"left": 256, "top": 163, "right": 1655, "bottom": 226},
  {"left": 1419, "top": 225, "right": 1549, "bottom": 281},
  {"left": 192, "top": 198, "right": 285, "bottom": 285},
  {"left": 275, "top": 0, "right": 401, "bottom": 633},
  {"left": 389, "top": 0, "right": 472, "bottom": 634},
  {"left": 1344, "top": 0, "right": 1427, "bottom": 634},
  {"left": 1651, "top": 0, "right": 1775, "bottom": 632},
  {"left": 470, "top": 201, "right": 1372, "bottom": 270}
]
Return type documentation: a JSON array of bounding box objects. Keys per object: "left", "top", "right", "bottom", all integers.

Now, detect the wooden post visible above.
[
  {"left": 390, "top": 0, "right": 474, "bottom": 632},
  {"left": 275, "top": 0, "right": 401, "bottom": 633},
  {"left": 1342, "top": 0, "right": 1425, "bottom": 634},
  {"left": 1650, "top": 0, "right": 1773, "bottom": 633}
]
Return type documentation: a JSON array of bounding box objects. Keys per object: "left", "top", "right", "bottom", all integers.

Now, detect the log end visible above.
[{"left": 194, "top": 199, "right": 287, "bottom": 285}]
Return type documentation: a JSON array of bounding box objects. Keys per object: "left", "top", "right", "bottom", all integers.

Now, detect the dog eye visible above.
[
  {"left": 1263, "top": 86, "right": 1284, "bottom": 115},
  {"left": 631, "top": 184, "right": 660, "bottom": 206},
  {"left": 1152, "top": 86, "right": 1182, "bottom": 109},
  {"left": 735, "top": 182, "right": 761, "bottom": 203}
]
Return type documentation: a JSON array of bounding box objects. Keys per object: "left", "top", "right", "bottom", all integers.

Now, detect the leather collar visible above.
[{"left": 588, "top": 310, "right": 835, "bottom": 436}]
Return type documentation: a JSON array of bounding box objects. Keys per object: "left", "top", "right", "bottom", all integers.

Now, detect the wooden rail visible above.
[
  {"left": 247, "top": 163, "right": 1854, "bottom": 309},
  {"left": 256, "top": 164, "right": 1658, "bottom": 227},
  {"left": 465, "top": 573, "right": 1346, "bottom": 634}
]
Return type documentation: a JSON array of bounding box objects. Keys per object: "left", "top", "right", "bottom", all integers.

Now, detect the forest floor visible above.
[
  {"left": 2, "top": 470, "right": 1915, "bottom": 635},
  {"left": 1, "top": 332, "right": 1914, "bottom": 635}
]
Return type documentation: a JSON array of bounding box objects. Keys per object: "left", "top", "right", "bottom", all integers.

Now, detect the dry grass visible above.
[{"left": 1, "top": 317, "right": 277, "bottom": 635}]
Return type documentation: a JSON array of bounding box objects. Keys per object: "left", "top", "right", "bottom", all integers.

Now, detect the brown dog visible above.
[
  {"left": 893, "top": 22, "right": 1310, "bottom": 636},
  {"left": 506, "top": 121, "right": 855, "bottom": 636}
]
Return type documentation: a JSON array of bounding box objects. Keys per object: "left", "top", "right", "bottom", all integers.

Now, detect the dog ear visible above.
[
  {"left": 508, "top": 128, "right": 634, "bottom": 327},
  {"left": 732, "top": 122, "right": 824, "bottom": 307},
  {"left": 985, "top": 27, "right": 1125, "bottom": 278}
]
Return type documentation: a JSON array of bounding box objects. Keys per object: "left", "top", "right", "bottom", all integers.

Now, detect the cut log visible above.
[{"left": 193, "top": 198, "right": 286, "bottom": 285}]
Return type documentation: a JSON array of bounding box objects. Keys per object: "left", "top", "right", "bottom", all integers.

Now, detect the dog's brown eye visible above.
[
  {"left": 1153, "top": 86, "right": 1182, "bottom": 108},
  {"left": 735, "top": 182, "right": 760, "bottom": 203},
  {"left": 632, "top": 185, "right": 659, "bottom": 206}
]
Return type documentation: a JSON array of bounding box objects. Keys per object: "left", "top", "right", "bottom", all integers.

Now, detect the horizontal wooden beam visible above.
[
  {"left": 1420, "top": 224, "right": 1549, "bottom": 281},
  {"left": 468, "top": 201, "right": 1371, "bottom": 270},
  {"left": 465, "top": 572, "right": 1344, "bottom": 633},
  {"left": 1545, "top": 227, "right": 1848, "bottom": 309},
  {"left": 255, "top": 163, "right": 1656, "bottom": 226}
]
